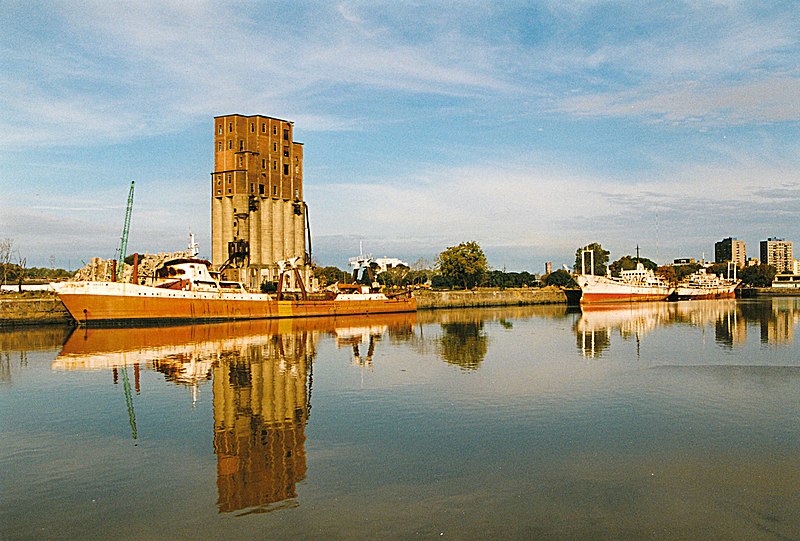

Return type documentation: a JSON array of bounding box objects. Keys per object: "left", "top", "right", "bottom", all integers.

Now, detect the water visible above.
[{"left": 2, "top": 299, "right": 800, "bottom": 539}]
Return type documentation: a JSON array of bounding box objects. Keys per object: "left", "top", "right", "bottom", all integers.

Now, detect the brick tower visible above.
[{"left": 211, "top": 114, "right": 308, "bottom": 289}]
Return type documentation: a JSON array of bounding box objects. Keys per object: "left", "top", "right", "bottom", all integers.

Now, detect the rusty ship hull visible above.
[{"left": 53, "top": 281, "right": 416, "bottom": 326}]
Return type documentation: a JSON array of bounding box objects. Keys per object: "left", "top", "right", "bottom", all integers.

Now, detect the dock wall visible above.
[
  {"left": 0, "top": 297, "right": 73, "bottom": 327},
  {"left": 414, "top": 287, "right": 566, "bottom": 309}
]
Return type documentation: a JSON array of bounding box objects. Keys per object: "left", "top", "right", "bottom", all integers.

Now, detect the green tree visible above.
[
  {"left": 707, "top": 262, "right": 738, "bottom": 279},
  {"left": 609, "top": 255, "right": 657, "bottom": 276},
  {"left": 315, "top": 265, "right": 350, "bottom": 286},
  {"left": 437, "top": 241, "right": 488, "bottom": 289},
  {"left": 543, "top": 269, "right": 578, "bottom": 288},
  {"left": 376, "top": 264, "right": 410, "bottom": 287},
  {"left": 574, "top": 243, "right": 609, "bottom": 275},
  {"left": 673, "top": 262, "right": 703, "bottom": 281},
  {"left": 741, "top": 264, "right": 777, "bottom": 287}
]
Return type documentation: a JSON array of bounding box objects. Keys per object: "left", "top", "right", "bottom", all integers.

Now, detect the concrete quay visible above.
[
  {"left": 413, "top": 287, "right": 567, "bottom": 309},
  {"left": 0, "top": 295, "right": 73, "bottom": 327}
]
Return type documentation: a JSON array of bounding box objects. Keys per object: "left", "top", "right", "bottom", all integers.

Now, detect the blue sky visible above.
[{"left": 1, "top": 1, "right": 799, "bottom": 271}]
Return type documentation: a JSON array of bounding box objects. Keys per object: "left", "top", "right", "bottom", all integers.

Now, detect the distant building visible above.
[
  {"left": 715, "top": 237, "right": 746, "bottom": 268},
  {"left": 544, "top": 262, "right": 552, "bottom": 275},
  {"left": 673, "top": 258, "right": 696, "bottom": 265},
  {"left": 760, "top": 238, "right": 793, "bottom": 273},
  {"left": 211, "top": 114, "right": 307, "bottom": 289}
]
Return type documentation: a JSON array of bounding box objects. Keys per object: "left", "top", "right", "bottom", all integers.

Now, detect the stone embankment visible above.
[
  {"left": 413, "top": 287, "right": 566, "bottom": 309},
  {"left": 0, "top": 294, "right": 73, "bottom": 327}
]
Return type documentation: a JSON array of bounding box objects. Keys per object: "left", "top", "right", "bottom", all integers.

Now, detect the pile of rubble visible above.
[{"left": 71, "top": 251, "right": 195, "bottom": 283}]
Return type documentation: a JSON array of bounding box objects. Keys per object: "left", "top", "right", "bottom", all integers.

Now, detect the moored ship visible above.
[
  {"left": 576, "top": 263, "right": 674, "bottom": 304},
  {"left": 673, "top": 268, "right": 739, "bottom": 300},
  {"left": 51, "top": 257, "right": 416, "bottom": 326}
]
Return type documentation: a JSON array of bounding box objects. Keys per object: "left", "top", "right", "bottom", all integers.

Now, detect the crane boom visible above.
[{"left": 116, "top": 181, "right": 135, "bottom": 281}]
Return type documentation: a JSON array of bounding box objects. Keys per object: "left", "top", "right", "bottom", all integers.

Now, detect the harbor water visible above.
[{"left": 2, "top": 299, "right": 800, "bottom": 539}]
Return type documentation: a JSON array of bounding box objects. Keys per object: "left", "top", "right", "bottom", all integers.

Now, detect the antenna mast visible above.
[{"left": 116, "top": 181, "right": 135, "bottom": 281}]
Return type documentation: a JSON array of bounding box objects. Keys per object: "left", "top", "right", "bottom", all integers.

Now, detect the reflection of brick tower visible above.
[
  {"left": 212, "top": 336, "right": 312, "bottom": 512},
  {"left": 211, "top": 114, "right": 308, "bottom": 289}
]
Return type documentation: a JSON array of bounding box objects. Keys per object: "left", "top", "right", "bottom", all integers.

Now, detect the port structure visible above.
[
  {"left": 115, "top": 181, "right": 135, "bottom": 281},
  {"left": 211, "top": 115, "right": 310, "bottom": 291}
]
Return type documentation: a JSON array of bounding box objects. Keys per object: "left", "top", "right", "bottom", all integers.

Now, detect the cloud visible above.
[
  {"left": 559, "top": 77, "right": 800, "bottom": 125},
  {"left": 307, "top": 156, "right": 800, "bottom": 267}
]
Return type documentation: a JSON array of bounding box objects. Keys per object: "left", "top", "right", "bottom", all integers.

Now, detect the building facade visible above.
[
  {"left": 211, "top": 114, "right": 307, "bottom": 289},
  {"left": 714, "top": 237, "right": 746, "bottom": 268},
  {"left": 760, "top": 237, "right": 793, "bottom": 273}
]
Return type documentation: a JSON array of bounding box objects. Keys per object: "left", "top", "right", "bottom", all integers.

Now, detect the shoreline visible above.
[{"left": 5, "top": 286, "right": 797, "bottom": 327}]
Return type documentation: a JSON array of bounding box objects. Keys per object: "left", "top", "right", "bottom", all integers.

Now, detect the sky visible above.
[{"left": 1, "top": 1, "right": 799, "bottom": 272}]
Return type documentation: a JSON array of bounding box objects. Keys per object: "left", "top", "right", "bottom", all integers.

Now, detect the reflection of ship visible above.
[
  {"left": 575, "top": 302, "right": 674, "bottom": 357},
  {"left": 335, "top": 324, "right": 388, "bottom": 367},
  {"left": 52, "top": 257, "right": 415, "bottom": 326},
  {"left": 52, "top": 313, "right": 417, "bottom": 513},
  {"left": 577, "top": 263, "right": 673, "bottom": 304},
  {"left": 673, "top": 269, "right": 739, "bottom": 300}
]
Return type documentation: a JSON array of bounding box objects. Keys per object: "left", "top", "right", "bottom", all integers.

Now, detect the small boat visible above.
[
  {"left": 51, "top": 257, "right": 416, "bottom": 326},
  {"left": 576, "top": 263, "right": 673, "bottom": 304},
  {"left": 673, "top": 269, "right": 739, "bottom": 300}
]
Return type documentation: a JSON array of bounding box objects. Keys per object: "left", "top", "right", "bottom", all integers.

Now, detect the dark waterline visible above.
[{"left": 2, "top": 300, "right": 800, "bottom": 539}]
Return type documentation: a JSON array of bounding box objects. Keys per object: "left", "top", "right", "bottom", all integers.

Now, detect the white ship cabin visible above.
[
  {"left": 154, "top": 258, "right": 246, "bottom": 292},
  {"left": 619, "top": 263, "right": 651, "bottom": 281}
]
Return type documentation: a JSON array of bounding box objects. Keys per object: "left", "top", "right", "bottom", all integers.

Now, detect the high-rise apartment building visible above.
[
  {"left": 211, "top": 114, "right": 307, "bottom": 289},
  {"left": 760, "top": 237, "right": 793, "bottom": 273},
  {"left": 714, "top": 237, "right": 746, "bottom": 268}
]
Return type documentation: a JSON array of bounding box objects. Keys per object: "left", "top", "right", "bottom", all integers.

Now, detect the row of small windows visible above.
[
  {"left": 216, "top": 141, "right": 287, "bottom": 155},
  {"left": 216, "top": 122, "right": 287, "bottom": 138},
  {"left": 215, "top": 183, "right": 296, "bottom": 198}
]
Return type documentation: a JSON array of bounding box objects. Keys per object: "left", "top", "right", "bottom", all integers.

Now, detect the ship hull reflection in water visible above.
[
  {"left": 54, "top": 313, "right": 418, "bottom": 514},
  {"left": 574, "top": 298, "right": 799, "bottom": 359}
]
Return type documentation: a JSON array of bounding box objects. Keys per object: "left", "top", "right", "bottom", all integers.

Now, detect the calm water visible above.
[{"left": 2, "top": 299, "right": 800, "bottom": 540}]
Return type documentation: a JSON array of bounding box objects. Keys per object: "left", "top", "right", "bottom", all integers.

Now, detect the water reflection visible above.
[
  {"left": 575, "top": 298, "right": 800, "bottom": 357},
  {"left": 437, "top": 321, "right": 489, "bottom": 371},
  {"left": 53, "top": 314, "right": 417, "bottom": 514}
]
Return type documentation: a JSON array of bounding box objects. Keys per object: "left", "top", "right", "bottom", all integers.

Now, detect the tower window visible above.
[
  {"left": 273, "top": 142, "right": 277, "bottom": 152},
  {"left": 283, "top": 164, "right": 289, "bottom": 175},
  {"left": 250, "top": 183, "right": 254, "bottom": 193},
  {"left": 239, "top": 140, "right": 243, "bottom": 151},
  {"left": 262, "top": 159, "right": 266, "bottom": 168},
  {"left": 273, "top": 185, "right": 278, "bottom": 196},
  {"left": 250, "top": 123, "right": 254, "bottom": 133},
  {"left": 259, "top": 184, "right": 265, "bottom": 195},
  {"left": 229, "top": 123, "right": 232, "bottom": 132},
  {"left": 228, "top": 140, "right": 232, "bottom": 149},
  {"left": 261, "top": 123, "right": 266, "bottom": 133},
  {"left": 218, "top": 125, "right": 222, "bottom": 135},
  {"left": 238, "top": 156, "right": 242, "bottom": 167},
  {"left": 283, "top": 129, "right": 288, "bottom": 141},
  {"left": 273, "top": 160, "right": 277, "bottom": 171},
  {"left": 283, "top": 147, "right": 289, "bottom": 157},
  {"left": 218, "top": 142, "right": 222, "bottom": 151},
  {"left": 273, "top": 125, "right": 277, "bottom": 135}
]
